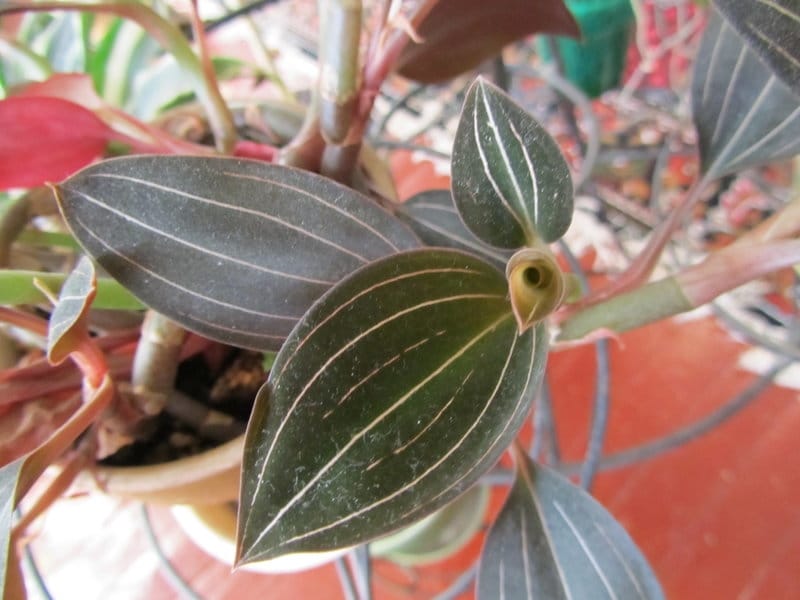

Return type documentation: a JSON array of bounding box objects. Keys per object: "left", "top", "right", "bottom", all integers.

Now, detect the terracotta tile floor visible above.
[{"left": 21, "top": 312, "right": 800, "bottom": 599}]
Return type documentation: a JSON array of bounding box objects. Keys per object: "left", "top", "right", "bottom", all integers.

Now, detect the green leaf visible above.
[
  {"left": 0, "top": 269, "right": 143, "bottom": 310},
  {"left": 0, "top": 458, "right": 23, "bottom": 598},
  {"left": 692, "top": 9, "right": 800, "bottom": 181},
  {"left": 714, "top": 0, "right": 800, "bottom": 97},
  {"left": 477, "top": 451, "right": 664, "bottom": 600},
  {"left": 397, "top": 190, "right": 512, "bottom": 271},
  {"left": 44, "top": 256, "right": 95, "bottom": 364},
  {"left": 237, "top": 249, "right": 547, "bottom": 563},
  {"left": 396, "top": 0, "right": 579, "bottom": 83},
  {"left": 55, "top": 156, "right": 420, "bottom": 351},
  {"left": 452, "top": 78, "right": 574, "bottom": 249}
]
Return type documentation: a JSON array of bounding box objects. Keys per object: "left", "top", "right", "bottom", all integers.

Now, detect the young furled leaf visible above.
[
  {"left": 692, "top": 9, "right": 800, "bottom": 181},
  {"left": 237, "top": 249, "right": 548, "bottom": 563},
  {"left": 55, "top": 156, "right": 420, "bottom": 351},
  {"left": 477, "top": 449, "right": 664, "bottom": 600},
  {"left": 714, "top": 0, "right": 800, "bottom": 97},
  {"left": 451, "top": 78, "right": 573, "bottom": 249}
]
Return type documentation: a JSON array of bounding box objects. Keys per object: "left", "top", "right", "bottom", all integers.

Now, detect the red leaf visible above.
[
  {"left": 396, "top": 0, "right": 580, "bottom": 83},
  {"left": 0, "top": 96, "right": 115, "bottom": 190}
]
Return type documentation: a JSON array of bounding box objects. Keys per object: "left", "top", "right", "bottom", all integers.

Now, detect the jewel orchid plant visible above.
[{"left": 1, "top": 0, "right": 800, "bottom": 598}]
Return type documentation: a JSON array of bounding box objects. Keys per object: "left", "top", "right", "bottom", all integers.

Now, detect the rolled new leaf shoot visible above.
[{"left": 506, "top": 247, "right": 566, "bottom": 333}]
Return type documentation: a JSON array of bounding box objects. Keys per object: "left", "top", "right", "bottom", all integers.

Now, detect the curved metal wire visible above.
[
  {"left": 558, "top": 241, "right": 612, "bottom": 490},
  {"left": 140, "top": 504, "right": 204, "bottom": 600}
]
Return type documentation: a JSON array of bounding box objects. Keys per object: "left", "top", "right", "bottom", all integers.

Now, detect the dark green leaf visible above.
[
  {"left": 715, "top": 0, "right": 800, "bottom": 97},
  {"left": 477, "top": 451, "right": 664, "bottom": 600},
  {"left": 45, "top": 256, "right": 95, "bottom": 364},
  {"left": 396, "top": 0, "right": 579, "bottom": 83},
  {"left": 452, "top": 79, "right": 574, "bottom": 249},
  {"left": 692, "top": 9, "right": 800, "bottom": 180},
  {"left": 397, "top": 190, "right": 512, "bottom": 271},
  {"left": 238, "top": 249, "right": 547, "bottom": 562},
  {"left": 0, "top": 458, "right": 23, "bottom": 598},
  {"left": 56, "top": 156, "right": 420, "bottom": 351}
]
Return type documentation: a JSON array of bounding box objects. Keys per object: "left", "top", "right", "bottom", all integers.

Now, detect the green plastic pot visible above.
[{"left": 538, "top": 0, "right": 634, "bottom": 97}]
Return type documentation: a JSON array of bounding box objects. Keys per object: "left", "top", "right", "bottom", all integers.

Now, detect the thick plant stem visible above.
[
  {"left": 558, "top": 278, "right": 692, "bottom": 341},
  {"left": 321, "top": 143, "right": 361, "bottom": 183},
  {"left": 279, "top": 90, "right": 326, "bottom": 171},
  {"left": 129, "top": 311, "right": 187, "bottom": 416},
  {"left": 558, "top": 237, "right": 800, "bottom": 341},
  {"left": 317, "top": 0, "right": 362, "bottom": 182},
  {"left": 319, "top": 0, "right": 362, "bottom": 144}
]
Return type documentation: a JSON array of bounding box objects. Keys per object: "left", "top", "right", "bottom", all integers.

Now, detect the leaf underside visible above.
[
  {"left": 714, "top": 0, "right": 800, "bottom": 98},
  {"left": 55, "top": 156, "right": 420, "bottom": 351},
  {"left": 452, "top": 79, "right": 573, "bottom": 249},
  {"left": 46, "top": 256, "right": 95, "bottom": 364},
  {"left": 238, "top": 249, "right": 547, "bottom": 563},
  {"left": 692, "top": 9, "right": 800, "bottom": 181},
  {"left": 477, "top": 453, "right": 665, "bottom": 600},
  {"left": 397, "top": 190, "right": 513, "bottom": 271},
  {"left": 396, "top": 0, "right": 579, "bottom": 83}
]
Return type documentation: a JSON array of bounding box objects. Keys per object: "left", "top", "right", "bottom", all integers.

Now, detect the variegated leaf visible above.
[
  {"left": 45, "top": 255, "right": 95, "bottom": 365},
  {"left": 477, "top": 450, "right": 664, "bottom": 600},
  {"left": 397, "top": 190, "right": 513, "bottom": 271},
  {"left": 452, "top": 78, "right": 573, "bottom": 249},
  {"left": 237, "top": 249, "right": 547, "bottom": 563},
  {"left": 692, "top": 9, "right": 800, "bottom": 180},
  {"left": 715, "top": 0, "right": 800, "bottom": 97},
  {"left": 55, "top": 156, "right": 420, "bottom": 351}
]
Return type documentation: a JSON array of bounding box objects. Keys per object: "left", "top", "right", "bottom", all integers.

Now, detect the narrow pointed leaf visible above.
[
  {"left": 692, "top": 9, "right": 800, "bottom": 181},
  {"left": 45, "top": 256, "right": 96, "bottom": 365},
  {"left": 238, "top": 249, "right": 547, "bottom": 563},
  {"left": 452, "top": 79, "right": 573, "bottom": 249},
  {"left": 715, "top": 0, "right": 800, "bottom": 97},
  {"left": 396, "top": 0, "right": 579, "bottom": 83},
  {"left": 477, "top": 451, "right": 664, "bottom": 600},
  {"left": 55, "top": 156, "right": 420, "bottom": 351},
  {"left": 397, "top": 190, "right": 512, "bottom": 271},
  {"left": 0, "top": 458, "right": 24, "bottom": 598}
]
